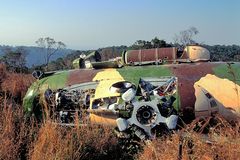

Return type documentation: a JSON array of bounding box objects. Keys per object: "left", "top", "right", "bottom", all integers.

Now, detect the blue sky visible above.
[{"left": 0, "top": 0, "right": 239, "bottom": 49}]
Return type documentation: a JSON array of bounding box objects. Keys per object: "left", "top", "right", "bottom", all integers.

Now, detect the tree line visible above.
[
  {"left": 1, "top": 27, "right": 240, "bottom": 73},
  {"left": 0, "top": 46, "right": 28, "bottom": 73},
  {"left": 30, "top": 42, "right": 240, "bottom": 72}
]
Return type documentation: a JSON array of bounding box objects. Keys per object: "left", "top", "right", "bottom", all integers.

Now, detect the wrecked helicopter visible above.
[{"left": 23, "top": 45, "right": 240, "bottom": 140}]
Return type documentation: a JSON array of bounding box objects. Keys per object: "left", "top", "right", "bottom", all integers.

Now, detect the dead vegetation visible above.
[
  {"left": 30, "top": 122, "right": 123, "bottom": 160},
  {"left": 0, "top": 64, "right": 130, "bottom": 160},
  {"left": 0, "top": 63, "right": 240, "bottom": 160},
  {"left": 138, "top": 118, "right": 240, "bottom": 160},
  {"left": 0, "top": 100, "right": 130, "bottom": 160},
  {"left": 0, "top": 64, "right": 34, "bottom": 102}
]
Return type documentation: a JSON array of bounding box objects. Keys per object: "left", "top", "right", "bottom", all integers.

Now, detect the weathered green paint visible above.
[
  {"left": 23, "top": 71, "right": 69, "bottom": 113},
  {"left": 23, "top": 82, "right": 39, "bottom": 113},
  {"left": 213, "top": 63, "right": 240, "bottom": 85},
  {"left": 117, "top": 65, "right": 173, "bottom": 86},
  {"left": 23, "top": 62, "right": 240, "bottom": 116},
  {"left": 38, "top": 71, "right": 69, "bottom": 89}
]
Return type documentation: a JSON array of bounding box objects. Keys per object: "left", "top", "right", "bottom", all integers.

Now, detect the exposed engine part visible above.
[
  {"left": 122, "top": 88, "right": 136, "bottom": 102},
  {"left": 158, "top": 77, "right": 177, "bottom": 95},
  {"left": 136, "top": 105, "right": 157, "bottom": 125},
  {"left": 116, "top": 98, "right": 178, "bottom": 139},
  {"left": 166, "top": 115, "right": 178, "bottom": 129},
  {"left": 116, "top": 118, "right": 129, "bottom": 131},
  {"left": 159, "top": 96, "right": 177, "bottom": 117},
  {"left": 127, "top": 100, "right": 166, "bottom": 138},
  {"left": 44, "top": 88, "right": 95, "bottom": 123},
  {"left": 132, "top": 125, "right": 147, "bottom": 140},
  {"left": 108, "top": 103, "right": 118, "bottom": 112},
  {"left": 92, "top": 97, "right": 118, "bottom": 109},
  {"left": 110, "top": 81, "right": 136, "bottom": 94},
  {"left": 138, "top": 77, "right": 177, "bottom": 100},
  {"left": 43, "top": 76, "right": 178, "bottom": 140},
  {"left": 115, "top": 76, "right": 178, "bottom": 140}
]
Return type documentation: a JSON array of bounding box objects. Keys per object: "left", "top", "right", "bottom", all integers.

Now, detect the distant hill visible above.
[{"left": 0, "top": 45, "right": 73, "bottom": 67}]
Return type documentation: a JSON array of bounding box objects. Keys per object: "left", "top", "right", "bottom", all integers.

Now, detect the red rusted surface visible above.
[
  {"left": 125, "top": 48, "right": 177, "bottom": 64},
  {"left": 169, "top": 63, "right": 217, "bottom": 112},
  {"left": 66, "top": 69, "right": 102, "bottom": 86},
  {"left": 157, "top": 47, "right": 176, "bottom": 61},
  {"left": 126, "top": 50, "right": 139, "bottom": 64},
  {"left": 141, "top": 49, "right": 156, "bottom": 62}
]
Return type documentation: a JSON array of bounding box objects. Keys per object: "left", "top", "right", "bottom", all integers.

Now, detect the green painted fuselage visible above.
[{"left": 23, "top": 62, "right": 240, "bottom": 116}]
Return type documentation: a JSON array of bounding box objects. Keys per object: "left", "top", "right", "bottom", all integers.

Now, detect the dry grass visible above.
[
  {"left": 30, "top": 122, "right": 120, "bottom": 160},
  {"left": 0, "top": 64, "right": 7, "bottom": 83},
  {"left": 0, "top": 64, "right": 34, "bottom": 100},
  {"left": 0, "top": 98, "right": 38, "bottom": 160},
  {"left": 0, "top": 64, "right": 127, "bottom": 160},
  {"left": 0, "top": 64, "right": 37, "bottom": 159},
  {"left": 0, "top": 100, "right": 127, "bottom": 160},
  {"left": 138, "top": 126, "right": 240, "bottom": 160},
  {"left": 0, "top": 63, "right": 240, "bottom": 160}
]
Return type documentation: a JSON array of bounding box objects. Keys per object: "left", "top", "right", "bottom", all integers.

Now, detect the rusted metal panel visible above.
[
  {"left": 125, "top": 50, "right": 139, "bottom": 64},
  {"left": 157, "top": 47, "right": 176, "bottom": 61},
  {"left": 141, "top": 48, "right": 156, "bottom": 62},
  {"left": 125, "top": 47, "right": 177, "bottom": 65},
  {"left": 169, "top": 63, "right": 216, "bottom": 111},
  {"left": 66, "top": 69, "right": 101, "bottom": 86}
]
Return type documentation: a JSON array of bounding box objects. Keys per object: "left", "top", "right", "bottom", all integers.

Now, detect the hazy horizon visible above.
[{"left": 0, "top": 0, "right": 239, "bottom": 50}]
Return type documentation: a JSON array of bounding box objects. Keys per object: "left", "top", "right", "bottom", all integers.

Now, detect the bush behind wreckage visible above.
[{"left": 23, "top": 45, "right": 240, "bottom": 140}]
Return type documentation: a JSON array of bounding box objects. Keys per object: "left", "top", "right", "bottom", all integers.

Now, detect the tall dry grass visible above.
[
  {"left": 0, "top": 96, "right": 129, "bottom": 160},
  {"left": 0, "top": 64, "right": 7, "bottom": 83},
  {"left": 138, "top": 125, "right": 240, "bottom": 160},
  {"left": 0, "top": 64, "right": 37, "bottom": 159},
  {"left": 0, "top": 64, "right": 34, "bottom": 101},
  {"left": 0, "top": 64, "right": 130, "bottom": 160},
  {"left": 1, "top": 63, "right": 240, "bottom": 160},
  {"left": 0, "top": 100, "right": 129, "bottom": 160},
  {"left": 0, "top": 100, "right": 38, "bottom": 160},
  {"left": 29, "top": 122, "right": 123, "bottom": 160}
]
